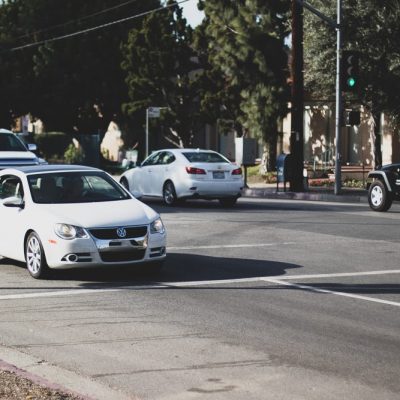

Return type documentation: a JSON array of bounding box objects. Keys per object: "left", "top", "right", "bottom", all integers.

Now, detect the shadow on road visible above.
[{"left": 45, "top": 252, "right": 302, "bottom": 286}]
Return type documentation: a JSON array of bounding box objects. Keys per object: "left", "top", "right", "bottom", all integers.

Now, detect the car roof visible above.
[
  {"left": 153, "top": 148, "right": 219, "bottom": 154},
  {"left": 0, "top": 164, "right": 100, "bottom": 175}
]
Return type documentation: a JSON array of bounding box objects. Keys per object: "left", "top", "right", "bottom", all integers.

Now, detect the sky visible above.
[{"left": 180, "top": 0, "right": 204, "bottom": 27}]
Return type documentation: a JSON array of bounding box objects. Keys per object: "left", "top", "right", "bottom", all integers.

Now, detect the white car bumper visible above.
[
  {"left": 43, "top": 228, "right": 166, "bottom": 269},
  {"left": 176, "top": 179, "right": 244, "bottom": 199}
]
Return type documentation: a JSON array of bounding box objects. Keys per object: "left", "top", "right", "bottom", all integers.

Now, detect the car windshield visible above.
[
  {"left": 28, "top": 171, "right": 131, "bottom": 204},
  {"left": 182, "top": 152, "right": 229, "bottom": 163},
  {"left": 0, "top": 133, "right": 27, "bottom": 152}
]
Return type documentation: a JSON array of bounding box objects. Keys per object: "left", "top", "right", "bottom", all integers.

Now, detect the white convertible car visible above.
[
  {"left": 0, "top": 165, "right": 166, "bottom": 279},
  {"left": 120, "top": 148, "right": 244, "bottom": 206}
]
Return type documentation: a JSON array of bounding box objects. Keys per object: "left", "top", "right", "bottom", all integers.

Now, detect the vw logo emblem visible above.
[{"left": 116, "top": 227, "right": 127, "bottom": 238}]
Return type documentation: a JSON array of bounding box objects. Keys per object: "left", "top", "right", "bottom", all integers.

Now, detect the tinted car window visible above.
[
  {"left": 163, "top": 152, "right": 175, "bottom": 164},
  {"left": 0, "top": 133, "right": 27, "bottom": 151},
  {"left": 0, "top": 175, "right": 24, "bottom": 200},
  {"left": 28, "top": 171, "right": 130, "bottom": 204},
  {"left": 142, "top": 152, "right": 162, "bottom": 167},
  {"left": 182, "top": 152, "right": 229, "bottom": 163}
]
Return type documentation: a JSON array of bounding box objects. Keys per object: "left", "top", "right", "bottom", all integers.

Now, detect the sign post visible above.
[{"left": 145, "top": 107, "right": 161, "bottom": 158}]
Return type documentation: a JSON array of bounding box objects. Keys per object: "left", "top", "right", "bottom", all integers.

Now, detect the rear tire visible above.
[
  {"left": 163, "top": 181, "right": 177, "bottom": 206},
  {"left": 25, "top": 232, "right": 50, "bottom": 279},
  {"left": 368, "top": 180, "right": 392, "bottom": 212}
]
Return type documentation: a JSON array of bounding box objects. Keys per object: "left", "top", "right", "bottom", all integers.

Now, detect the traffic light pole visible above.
[
  {"left": 296, "top": 0, "right": 342, "bottom": 194},
  {"left": 334, "top": 0, "right": 342, "bottom": 195}
]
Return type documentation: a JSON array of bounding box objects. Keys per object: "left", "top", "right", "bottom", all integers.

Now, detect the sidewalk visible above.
[{"left": 244, "top": 181, "right": 368, "bottom": 203}]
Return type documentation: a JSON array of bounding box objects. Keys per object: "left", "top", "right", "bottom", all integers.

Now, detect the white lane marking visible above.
[
  {"left": 262, "top": 278, "right": 400, "bottom": 308},
  {"left": 163, "top": 277, "right": 265, "bottom": 287},
  {"left": 0, "top": 288, "right": 120, "bottom": 301},
  {"left": 1, "top": 270, "right": 400, "bottom": 304},
  {"left": 168, "top": 242, "right": 295, "bottom": 251},
  {"left": 161, "top": 270, "right": 400, "bottom": 287},
  {"left": 278, "top": 269, "right": 400, "bottom": 280}
]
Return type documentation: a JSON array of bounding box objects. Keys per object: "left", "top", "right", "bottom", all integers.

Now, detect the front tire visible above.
[
  {"left": 163, "top": 181, "right": 177, "bottom": 206},
  {"left": 25, "top": 232, "right": 50, "bottom": 279},
  {"left": 368, "top": 180, "right": 392, "bottom": 212}
]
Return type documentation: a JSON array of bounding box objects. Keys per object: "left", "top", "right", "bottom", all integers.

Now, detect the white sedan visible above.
[
  {"left": 0, "top": 165, "right": 166, "bottom": 279},
  {"left": 120, "top": 149, "right": 244, "bottom": 206},
  {"left": 0, "top": 128, "right": 47, "bottom": 168}
]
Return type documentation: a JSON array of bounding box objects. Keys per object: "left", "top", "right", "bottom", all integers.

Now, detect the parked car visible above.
[
  {"left": 0, "top": 128, "right": 47, "bottom": 169},
  {"left": 119, "top": 149, "right": 244, "bottom": 206},
  {"left": 367, "top": 163, "right": 400, "bottom": 211},
  {"left": 0, "top": 165, "right": 166, "bottom": 278}
]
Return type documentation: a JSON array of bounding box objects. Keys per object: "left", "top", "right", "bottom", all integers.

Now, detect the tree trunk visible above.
[{"left": 370, "top": 111, "right": 382, "bottom": 168}]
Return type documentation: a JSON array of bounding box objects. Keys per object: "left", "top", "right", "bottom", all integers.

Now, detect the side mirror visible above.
[
  {"left": 28, "top": 143, "right": 37, "bottom": 152},
  {"left": 2, "top": 196, "right": 25, "bottom": 208}
]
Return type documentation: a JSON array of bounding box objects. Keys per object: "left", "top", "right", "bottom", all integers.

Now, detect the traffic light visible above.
[{"left": 341, "top": 51, "right": 359, "bottom": 92}]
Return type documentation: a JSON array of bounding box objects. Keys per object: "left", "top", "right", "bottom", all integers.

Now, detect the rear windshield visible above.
[{"left": 182, "top": 152, "right": 229, "bottom": 163}]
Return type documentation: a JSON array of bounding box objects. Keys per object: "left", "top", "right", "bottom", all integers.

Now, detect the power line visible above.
[
  {"left": 13, "top": 0, "right": 143, "bottom": 42},
  {"left": 8, "top": 0, "right": 189, "bottom": 53}
]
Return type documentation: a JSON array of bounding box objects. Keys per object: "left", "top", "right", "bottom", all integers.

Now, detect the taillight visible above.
[
  {"left": 186, "top": 166, "right": 206, "bottom": 175},
  {"left": 232, "top": 167, "right": 242, "bottom": 175}
]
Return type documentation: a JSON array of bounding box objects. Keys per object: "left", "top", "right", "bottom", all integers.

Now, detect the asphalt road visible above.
[{"left": 0, "top": 197, "right": 399, "bottom": 400}]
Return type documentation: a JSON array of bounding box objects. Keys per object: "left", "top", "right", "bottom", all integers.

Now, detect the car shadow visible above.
[{"left": 49, "top": 252, "right": 302, "bottom": 287}]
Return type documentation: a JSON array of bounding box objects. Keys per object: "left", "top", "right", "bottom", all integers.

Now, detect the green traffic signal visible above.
[
  {"left": 347, "top": 77, "right": 356, "bottom": 87},
  {"left": 341, "top": 51, "right": 359, "bottom": 92}
]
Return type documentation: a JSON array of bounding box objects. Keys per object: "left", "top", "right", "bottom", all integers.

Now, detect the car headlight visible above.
[
  {"left": 150, "top": 218, "right": 165, "bottom": 234},
  {"left": 54, "top": 223, "right": 88, "bottom": 240}
]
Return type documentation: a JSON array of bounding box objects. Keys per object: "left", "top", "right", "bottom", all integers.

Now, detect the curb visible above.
[
  {"left": 243, "top": 187, "right": 368, "bottom": 204},
  {"left": 0, "top": 345, "right": 135, "bottom": 400}
]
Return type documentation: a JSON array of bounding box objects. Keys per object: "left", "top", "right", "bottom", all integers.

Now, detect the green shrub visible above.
[
  {"left": 64, "top": 144, "right": 85, "bottom": 164},
  {"left": 34, "top": 132, "right": 72, "bottom": 160}
]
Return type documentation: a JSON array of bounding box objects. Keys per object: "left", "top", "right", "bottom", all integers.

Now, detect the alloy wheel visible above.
[{"left": 370, "top": 185, "right": 383, "bottom": 207}]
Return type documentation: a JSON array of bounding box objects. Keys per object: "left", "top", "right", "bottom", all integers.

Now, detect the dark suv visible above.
[{"left": 367, "top": 163, "right": 400, "bottom": 211}]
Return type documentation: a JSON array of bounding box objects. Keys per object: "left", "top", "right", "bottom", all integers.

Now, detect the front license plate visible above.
[{"left": 213, "top": 171, "right": 225, "bottom": 179}]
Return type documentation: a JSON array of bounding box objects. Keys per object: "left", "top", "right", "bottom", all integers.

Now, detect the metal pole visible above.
[
  {"left": 334, "top": 0, "right": 342, "bottom": 195},
  {"left": 145, "top": 108, "right": 149, "bottom": 159}
]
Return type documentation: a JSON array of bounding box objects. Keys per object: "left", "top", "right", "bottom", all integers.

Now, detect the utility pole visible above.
[
  {"left": 334, "top": 0, "right": 342, "bottom": 195},
  {"left": 290, "top": 0, "right": 305, "bottom": 192}
]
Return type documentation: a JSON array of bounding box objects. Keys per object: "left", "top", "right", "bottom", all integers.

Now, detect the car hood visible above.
[
  {"left": 35, "top": 198, "right": 158, "bottom": 228},
  {"left": 0, "top": 150, "right": 37, "bottom": 160}
]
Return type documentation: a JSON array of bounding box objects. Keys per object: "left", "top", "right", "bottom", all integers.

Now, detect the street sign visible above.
[{"left": 148, "top": 107, "right": 160, "bottom": 118}]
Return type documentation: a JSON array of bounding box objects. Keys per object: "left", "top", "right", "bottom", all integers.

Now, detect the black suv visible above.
[{"left": 367, "top": 163, "right": 400, "bottom": 211}]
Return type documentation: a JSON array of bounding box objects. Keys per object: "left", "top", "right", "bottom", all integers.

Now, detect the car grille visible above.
[
  {"left": 99, "top": 249, "right": 146, "bottom": 262},
  {"left": 89, "top": 226, "right": 148, "bottom": 239}
]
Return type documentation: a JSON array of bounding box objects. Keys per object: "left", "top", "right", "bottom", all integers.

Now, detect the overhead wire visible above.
[
  {"left": 13, "top": 0, "right": 144, "bottom": 42},
  {"left": 7, "top": 0, "right": 190, "bottom": 52}
]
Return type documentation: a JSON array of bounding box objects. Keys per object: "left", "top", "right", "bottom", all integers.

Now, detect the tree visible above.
[
  {"left": 121, "top": 0, "right": 201, "bottom": 151},
  {"left": 197, "top": 0, "right": 290, "bottom": 169},
  {"left": 303, "top": 0, "right": 400, "bottom": 167},
  {"left": 0, "top": 0, "right": 158, "bottom": 136}
]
